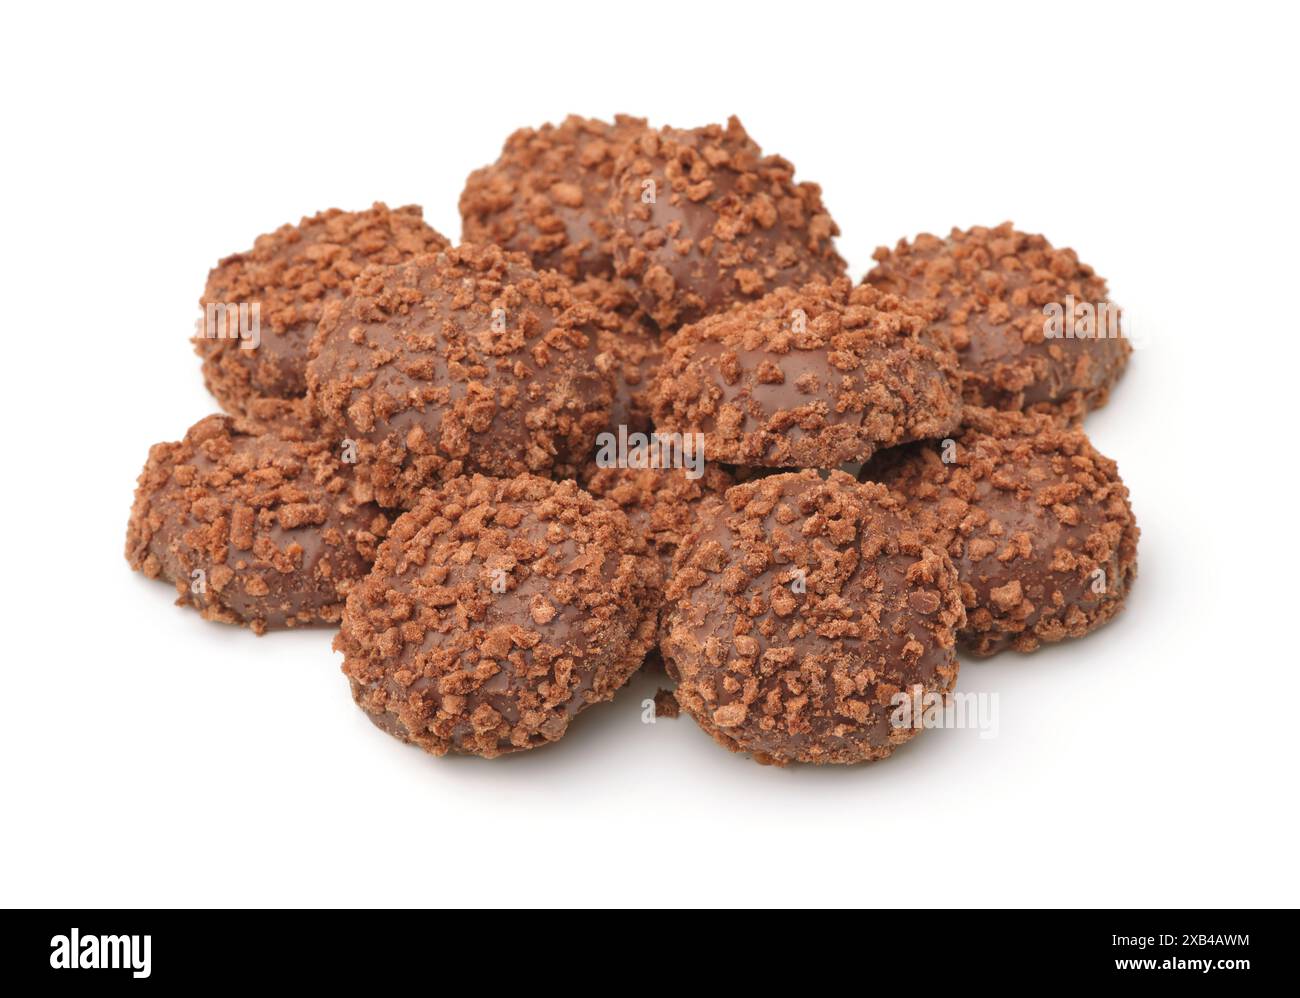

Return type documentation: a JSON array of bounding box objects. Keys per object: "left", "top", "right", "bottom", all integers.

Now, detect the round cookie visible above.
[
  {"left": 651, "top": 278, "right": 963, "bottom": 468},
  {"left": 195, "top": 203, "right": 448, "bottom": 413},
  {"left": 124, "top": 400, "right": 388, "bottom": 634},
  {"left": 661, "top": 470, "right": 965, "bottom": 766},
  {"left": 864, "top": 222, "right": 1131, "bottom": 415},
  {"left": 864, "top": 406, "right": 1139, "bottom": 656},
  {"left": 607, "top": 116, "right": 845, "bottom": 329},
  {"left": 338, "top": 474, "right": 662, "bottom": 758},
  {"left": 459, "top": 115, "right": 648, "bottom": 282},
  {"left": 306, "top": 243, "right": 613, "bottom": 508}
]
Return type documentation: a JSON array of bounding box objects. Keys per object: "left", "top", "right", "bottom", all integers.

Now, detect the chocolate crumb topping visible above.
[
  {"left": 579, "top": 462, "right": 736, "bottom": 572},
  {"left": 460, "top": 115, "right": 648, "bottom": 282},
  {"left": 575, "top": 275, "right": 664, "bottom": 435}
]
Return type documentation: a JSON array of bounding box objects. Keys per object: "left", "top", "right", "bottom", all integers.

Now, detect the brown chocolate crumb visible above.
[
  {"left": 338, "top": 474, "right": 662, "bottom": 758},
  {"left": 575, "top": 275, "right": 664, "bottom": 435},
  {"left": 865, "top": 222, "right": 1130, "bottom": 414},
  {"left": 653, "top": 688, "right": 680, "bottom": 719},
  {"left": 195, "top": 203, "right": 448, "bottom": 414},
  {"left": 578, "top": 462, "right": 734, "bottom": 673},
  {"left": 864, "top": 406, "right": 1139, "bottom": 656},
  {"left": 579, "top": 462, "right": 736, "bottom": 571}
]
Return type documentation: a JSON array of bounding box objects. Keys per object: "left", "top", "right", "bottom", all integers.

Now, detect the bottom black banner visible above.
[{"left": 2, "top": 910, "right": 1274, "bottom": 986}]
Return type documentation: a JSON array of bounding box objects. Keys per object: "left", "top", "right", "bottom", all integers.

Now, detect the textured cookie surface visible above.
[
  {"left": 339, "top": 474, "right": 661, "bottom": 758},
  {"left": 195, "top": 203, "right": 448, "bottom": 413},
  {"left": 579, "top": 462, "right": 735, "bottom": 571},
  {"left": 651, "top": 279, "right": 962, "bottom": 467},
  {"left": 460, "top": 115, "right": 648, "bottom": 281},
  {"left": 661, "top": 470, "right": 964, "bottom": 765},
  {"left": 306, "top": 243, "right": 612, "bottom": 508},
  {"left": 125, "top": 400, "right": 388, "bottom": 633},
  {"left": 608, "top": 117, "right": 845, "bottom": 329},
  {"left": 865, "top": 222, "right": 1130, "bottom": 414},
  {"left": 865, "top": 406, "right": 1139, "bottom": 656},
  {"left": 574, "top": 275, "right": 664, "bottom": 435}
]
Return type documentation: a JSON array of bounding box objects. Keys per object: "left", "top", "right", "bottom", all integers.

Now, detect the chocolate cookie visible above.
[
  {"left": 651, "top": 278, "right": 962, "bottom": 467},
  {"left": 607, "top": 116, "right": 845, "bottom": 329},
  {"left": 459, "top": 115, "right": 648, "bottom": 282},
  {"left": 661, "top": 470, "right": 965, "bottom": 765},
  {"left": 864, "top": 222, "right": 1130, "bottom": 415},
  {"left": 195, "top": 203, "right": 448, "bottom": 413},
  {"left": 125, "top": 400, "right": 388, "bottom": 634},
  {"left": 339, "top": 474, "right": 661, "bottom": 758},
  {"left": 864, "top": 406, "right": 1139, "bottom": 656},
  {"left": 306, "top": 243, "right": 612, "bottom": 508}
]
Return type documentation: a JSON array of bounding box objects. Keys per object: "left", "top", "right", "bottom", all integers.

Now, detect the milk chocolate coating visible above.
[
  {"left": 338, "top": 474, "right": 661, "bottom": 758},
  {"left": 651, "top": 278, "right": 963, "bottom": 467},
  {"left": 864, "top": 407, "right": 1139, "bottom": 656},
  {"left": 607, "top": 116, "right": 846, "bottom": 329},
  {"left": 661, "top": 470, "right": 964, "bottom": 765},
  {"left": 124, "top": 400, "right": 388, "bottom": 634},
  {"left": 864, "top": 223, "right": 1131, "bottom": 415},
  {"left": 195, "top": 203, "right": 448, "bottom": 414},
  {"left": 459, "top": 115, "right": 648, "bottom": 282},
  {"left": 305, "top": 243, "right": 613, "bottom": 509}
]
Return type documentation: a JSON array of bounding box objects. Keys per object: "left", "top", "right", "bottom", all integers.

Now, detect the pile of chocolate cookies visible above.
[{"left": 126, "top": 115, "right": 1139, "bottom": 766}]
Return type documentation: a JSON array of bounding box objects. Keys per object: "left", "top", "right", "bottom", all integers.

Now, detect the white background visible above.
[{"left": 2, "top": 1, "right": 1296, "bottom": 908}]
